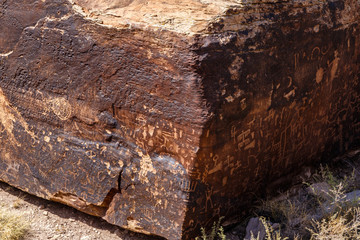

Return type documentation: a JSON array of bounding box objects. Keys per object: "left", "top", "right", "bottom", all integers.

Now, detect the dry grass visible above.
[
  {"left": 195, "top": 217, "right": 227, "bottom": 240},
  {"left": 195, "top": 154, "right": 360, "bottom": 240},
  {"left": 256, "top": 196, "right": 314, "bottom": 239},
  {"left": 252, "top": 163, "right": 360, "bottom": 240},
  {"left": 11, "top": 199, "right": 24, "bottom": 210},
  {"left": 249, "top": 217, "right": 290, "bottom": 240},
  {"left": 0, "top": 207, "right": 29, "bottom": 240},
  {"left": 308, "top": 207, "right": 360, "bottom": 239}
]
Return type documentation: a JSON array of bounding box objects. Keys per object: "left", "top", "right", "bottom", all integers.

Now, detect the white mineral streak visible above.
[{"left": 0, "top": 51, "right": 13, "bottom": 57}]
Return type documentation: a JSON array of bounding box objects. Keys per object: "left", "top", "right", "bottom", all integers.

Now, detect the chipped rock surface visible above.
[{"left": 0, "top": 0, "right": 359, "bottom": 239}]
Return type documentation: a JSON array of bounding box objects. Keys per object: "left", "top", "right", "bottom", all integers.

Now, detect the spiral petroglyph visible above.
[{"left": 49, "top": 98, "right": 72, "bottom": 121}]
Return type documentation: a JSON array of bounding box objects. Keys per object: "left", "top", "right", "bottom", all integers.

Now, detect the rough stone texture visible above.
[{"left": 0, "top": 0, "right": 359, "bottom": 239}]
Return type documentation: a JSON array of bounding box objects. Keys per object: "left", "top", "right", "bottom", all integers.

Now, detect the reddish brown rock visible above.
[{"left": 0, "top": 0, "right": 359, "bottom": 239}]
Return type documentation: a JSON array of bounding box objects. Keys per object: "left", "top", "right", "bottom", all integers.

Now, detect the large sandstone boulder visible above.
[{"left": 0, "top": 0, "right": 359, "bottom": 239}]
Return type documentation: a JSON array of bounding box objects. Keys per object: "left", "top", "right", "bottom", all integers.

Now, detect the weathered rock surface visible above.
[{"left": 0, "top": 0, "right": 359, "bottom": 239}]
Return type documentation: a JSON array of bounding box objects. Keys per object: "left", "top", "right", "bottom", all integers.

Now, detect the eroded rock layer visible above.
[{"left": 0, "top": 0, "right": 359, "bottom": 239}]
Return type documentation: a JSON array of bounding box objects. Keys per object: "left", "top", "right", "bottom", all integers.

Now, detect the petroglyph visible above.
[
  {"left": 137, "top": 150, "right": 157, "bottom": 184},
  {"left": 330, "top": 51, "right": 340, "bottom": 82},
  {"left": 0, "top": 88, "right": 35, "bottom": 146},
  {"left": 49, "top": 97, "right": 72, "bottom": 120},
  {"left": 316, "top": 67, "right": 324, "bottom": 83}
]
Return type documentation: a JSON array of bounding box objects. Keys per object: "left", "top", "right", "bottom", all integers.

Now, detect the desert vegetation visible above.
[
  {"left": 0, "top": 206, "right": 29, "bottom": 240},
  {"left": 197, "top": 151, "right": 360, "bottom": 240}
]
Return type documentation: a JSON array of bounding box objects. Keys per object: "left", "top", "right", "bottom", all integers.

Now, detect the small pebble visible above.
[{"left": 114, "top": 229, "right": 121, "bottom": 236}]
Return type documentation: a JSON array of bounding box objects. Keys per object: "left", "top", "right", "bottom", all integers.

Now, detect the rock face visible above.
[{"left": 0, "top": 0, "right": 359, "bottom": 239}]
